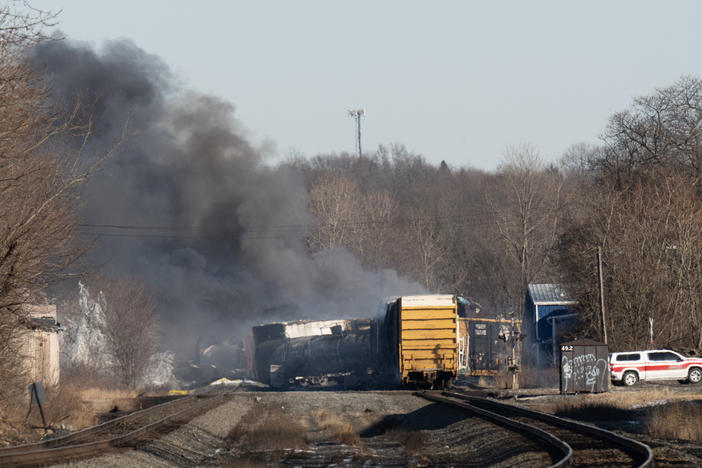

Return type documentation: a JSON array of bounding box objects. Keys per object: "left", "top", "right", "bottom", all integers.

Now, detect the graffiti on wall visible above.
[{"left": 561, "top": 351, "right": 608, "bottom": 392}]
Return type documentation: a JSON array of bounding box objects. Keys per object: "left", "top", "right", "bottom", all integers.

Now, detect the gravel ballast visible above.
[{"left": 55, "top": 390, "right": 551, "bottom": 467}]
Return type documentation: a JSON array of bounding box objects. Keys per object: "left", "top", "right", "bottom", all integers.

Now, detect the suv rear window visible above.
[
  {"left": 648, "top": 352, "right": 680, "bottom": 361},
  {"left": 616, "top": 353, "right": 641, "bottom": 361}
]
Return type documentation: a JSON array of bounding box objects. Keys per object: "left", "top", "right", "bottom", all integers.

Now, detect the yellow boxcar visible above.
[{"left": 392, "top": 295, "right": 458, "bottom": 386}]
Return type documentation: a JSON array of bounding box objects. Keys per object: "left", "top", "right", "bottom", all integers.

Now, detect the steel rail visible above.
[
  {"left": 0, "top": 393, "right": 228, "bottom": 466},
  {"left": 0, "top": 394, "right": 196, "bottom": 455},
  {"left": 417, "top": 391, "right": 572, "bottom": 468},
  {"left": 444, "top": 391, "right": 654, "bottom": 468}
]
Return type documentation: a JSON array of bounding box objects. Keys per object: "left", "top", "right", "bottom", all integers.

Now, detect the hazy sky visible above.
[{"left": 28, "top": 1, "right": 702, "bottom": 170}]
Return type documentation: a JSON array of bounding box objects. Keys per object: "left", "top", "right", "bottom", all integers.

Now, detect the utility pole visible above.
[
  {"left": 510, "top": 315, "right": 520, "bottom": 392},
  {"left": 348, "top": 108, "right": 365, "bottom": 158},
  {"left": 597, "top": 246, "right": 607, "bottom": 344},
  {"left": 502, "top": 311, "right": 522, "bottom": 393}
]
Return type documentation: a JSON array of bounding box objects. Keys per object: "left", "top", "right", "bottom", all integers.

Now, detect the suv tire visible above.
[
  {"left": 688, "top": 368, "right": 702, "bottom": 384},
  {"left": 623, "top": 371, "right": 638, "bottom": 386}
]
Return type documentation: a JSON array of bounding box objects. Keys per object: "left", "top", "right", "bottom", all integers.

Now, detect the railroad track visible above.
[
  {"left": 418, "top": 390, "right": 654, "bottom": 468},
  {"left": 0, "top": 390, "right": 230, "bottom": 466}
]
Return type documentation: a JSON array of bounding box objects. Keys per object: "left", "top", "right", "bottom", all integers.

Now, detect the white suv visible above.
[{"left": 609, "top": 349, "right": 702, "bottom": 386}]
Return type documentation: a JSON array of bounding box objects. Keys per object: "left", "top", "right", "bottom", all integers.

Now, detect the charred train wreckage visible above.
[
  {"left": 246, "top": 319, "right": 377, "bottom": 388},
  {"left": 246, "top": 295, "right": 485, "bottom": 388}
]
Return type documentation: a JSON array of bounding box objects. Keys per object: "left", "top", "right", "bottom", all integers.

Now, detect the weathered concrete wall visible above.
[{"left": 21, "top": 304, "right": 60, "bottom": 388}]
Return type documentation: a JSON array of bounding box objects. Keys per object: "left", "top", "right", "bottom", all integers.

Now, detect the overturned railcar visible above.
[
  {"left": 247, "top": 295, "right": 461, "bottom": 388},
  {"left": 246, "top": 319, "right": 378, "bottom": 387},
  {"left": 268, "top": 329, "right": 377, "bottom": 387}
]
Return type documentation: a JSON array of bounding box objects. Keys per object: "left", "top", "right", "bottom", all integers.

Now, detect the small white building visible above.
[{"left": 21, "top": 304, "right": 61, "bottom": 387}]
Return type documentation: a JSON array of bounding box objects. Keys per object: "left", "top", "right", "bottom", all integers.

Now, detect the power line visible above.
[
  {"left": 77, "top": 211, "right": 500, "bottom": 233},
  {"left": 77, "top": 213, "right": 503, "bottom": 241}
]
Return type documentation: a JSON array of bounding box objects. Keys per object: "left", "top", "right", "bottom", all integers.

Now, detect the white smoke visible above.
[
  {"left": 141, "top": 351, "right": 175, "bottom": 387},
  {"left": 60, "top": 282, "right": 113, "bottom": 369},
  {"left": 60, "top": 282, "right": 176, "bottom": 387}
]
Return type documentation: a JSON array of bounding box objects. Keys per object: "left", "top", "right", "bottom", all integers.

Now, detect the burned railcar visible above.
[
  {"left": 268, "top": 328, "right": 378, "bottom": 387},
  {"left": 247, "top": 295, "right": 463, "bottom": 388},
  {"left": 246, "top": 318, "right": 380, "bottom": 387}
]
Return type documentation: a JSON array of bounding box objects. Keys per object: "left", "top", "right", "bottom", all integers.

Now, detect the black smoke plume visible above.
[{"left": 32, "top": 38, "right": 424, "bottom": 357}]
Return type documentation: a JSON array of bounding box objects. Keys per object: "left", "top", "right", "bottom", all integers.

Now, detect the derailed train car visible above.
[
  {"left": 268, "top": 328, "right": 378, "bottom": 387},
  {"left": 247, "top": 295, "right": 461, "bottom": 388},
  {"left": 246, "top": 319, "right": 379, "bottom": 387}
]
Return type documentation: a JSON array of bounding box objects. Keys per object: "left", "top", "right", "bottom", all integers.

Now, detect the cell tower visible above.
[{"left": 348, "top": 108, "right": 365, "bottom": 158}]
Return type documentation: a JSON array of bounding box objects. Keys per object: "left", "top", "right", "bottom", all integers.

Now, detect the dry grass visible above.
[
  {"left": 314, "top": 409, "right": 360, "bottom": 445},
  {"left": 540, "top": 388, "right": 675, "bottom": 416},
  {"left": 227, "top": 402, "right": 307, "bottom": 451},
  {"left": 61, "top": 365, "right": 123, "bottom": 388},
  {"left": 1, "top": 381, "right": 96, "bottom": 442},
  {"left": 534, "top": 388, "right": 702, "bottom": 441},
  {"left": 61, "top": 366, "right": 138, "bottom": 403},
  {"left": 647, "top": 401, "right": 702, "bottom": 441},
  {"left": 41, "top": 383, "right": 93, "bottom": 429},
  {"left": 76, "top": 387, "right": 139, "bottom": 401},
  {"left": 1, "top": 366, "right": 169, "bottom": 445},
  {"left": 552, "top": 401, "right": 632, "bottom": 421},
  {"left": 0, "top": 406, "right": 35, "bottom": 447},
  {"left": 40, "top": 367, "right": 142, "bottom": 431}
]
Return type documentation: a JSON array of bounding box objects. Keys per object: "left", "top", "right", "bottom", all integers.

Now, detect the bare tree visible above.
[
  {"left": 557, "top": 77, "right": 702, "bottom": 351},
  {"left": 558, "top": 170, "right": 702, "bottom": 351},
  {"left": 487, "top": 144, "right": 565, "bottom": 312},
  {"left": 307, "top": 173, "right": 360, "bottom": 251},
  {"left": 0, "top": 5, "right": 123, "bottom": 404},
  {"left": 403, "top": 211, "right": 450, "bottom": 292},
  {"left": 97, "top": 278, "right": 159, "bottom": 388},
  {"left": 354, "top": 189, "right": 398, "bottom": 269},
  {"left": 0, "top": 5, "right": 66, "bottom": 404},
  {"left": 596, "top": 76, "right": 702, "bottom": 194},
  {"left": 307, "top": 172, "right": 399, "bottom": 270}
]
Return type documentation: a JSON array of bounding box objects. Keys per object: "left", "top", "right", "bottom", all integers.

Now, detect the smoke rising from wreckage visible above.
[
  {"left": 246, "top": 295, "right": 501, "bottom": 389},
  {"left": 31, "top": 37, "right": 425, "bottom": 376}
]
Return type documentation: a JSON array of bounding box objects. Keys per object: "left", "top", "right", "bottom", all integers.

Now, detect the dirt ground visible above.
[
  {"left": 504, "top": 381, "right": 702, "bottom": 467},
  {"left": 44, "top": 380, "right": 702, "bottom": 467},
  {"left": 56, "top": 389, "right": 550, "bottom": 467},
  {"left": 222, "top": 390, "right": 550, "bottom": 467}
]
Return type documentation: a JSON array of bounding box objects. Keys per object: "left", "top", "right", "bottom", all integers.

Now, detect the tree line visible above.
[
  {"left": 294, "top": 76, "right": 702, "bottom": 354},
  {"left": 0, "top": 6, "right": 155, "bottom": 404},
  {"left": 2, "top": 3, "right": 702, "bottom": 409}
]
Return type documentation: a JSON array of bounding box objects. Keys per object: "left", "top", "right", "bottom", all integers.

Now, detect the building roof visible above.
[
  {"left": 527, "top": 283, "right": 577, "bottom": 305},
  {"left": 24, "top": 316, "right": 62, "bottom": 333}
]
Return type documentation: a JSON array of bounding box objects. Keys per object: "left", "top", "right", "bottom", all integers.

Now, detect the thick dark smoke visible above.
[{"left": 32, "top": 38, "right": 424, "bottom": 356}]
